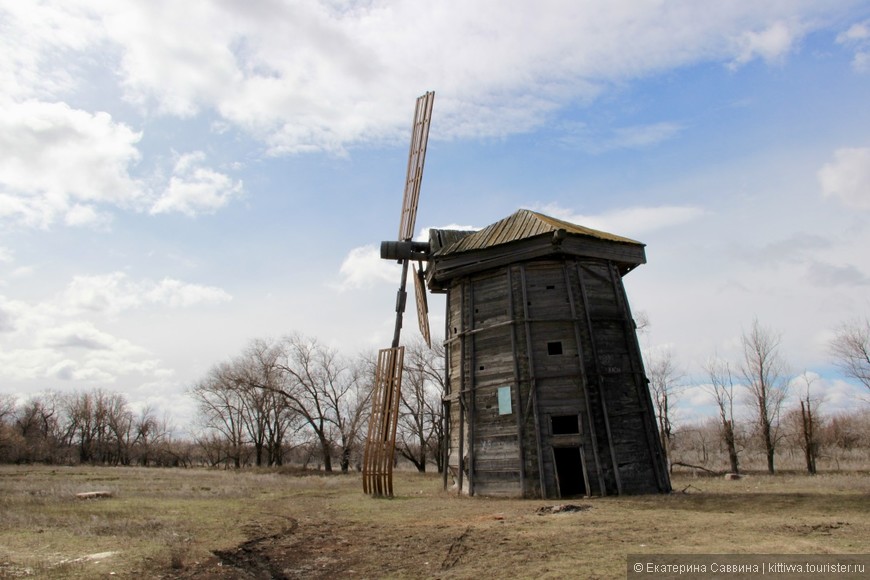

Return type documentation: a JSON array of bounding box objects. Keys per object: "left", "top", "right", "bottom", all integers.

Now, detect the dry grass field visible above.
[{"left": 0, "top": 466, "right": 867, "bottom": 579}]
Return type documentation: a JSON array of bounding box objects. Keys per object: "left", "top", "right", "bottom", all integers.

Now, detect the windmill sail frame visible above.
[{"left": 363, "top": 91, "right": 435, "bottom": 497}]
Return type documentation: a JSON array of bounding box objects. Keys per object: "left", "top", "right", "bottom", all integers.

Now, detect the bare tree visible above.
[
  {"left": 703, "top": 357, "right": 741, "bottom": 474},
  {"left": 190, "top": 362, "right": 249, "bottom": 468},
  {"left": 645, "top": 347, "right": 682, "bottom": 471},
  {"left": 829, "top": 316, "right": 870, "bottom": 395},
  {"left": 336, "top": 357, "right": 373, "bottom": 472},
  {"left": 0, "top": 394, "right": 14, "bottom": 422},
  {"left": 14, "top": 396, "right": 62, "bottom": 463},
  {"left": 235, "top": 339, "right": 300, "bottom": 466},
  {"left": 419, "top": 339, "right": 447, "bottom": 473},
  {"left": 60, "top": 390, "right": 136, "bottom": 465},
  {"left": 276, "top": 334, "right": 370, "bottom": 472},
  {"left": 105, "top": 394, "right": 134, "bottom": 465},
  {"left": 131, "top": 406, "right": 172, "bottom": 466},
  {"left": 634, "top": 310, "right": 651, "bottom": 334},
  {"left": 740, "top": 319, "right": 790, "bottom": 474},
  {"left": 0, "top": 394, "right": 18, "bottom": 461},
  {"left": 395, "top": 337, "right": 446, "bottom": 472},
  {"left": 794, "top": 372, "right": 822, "bottom": 475}
]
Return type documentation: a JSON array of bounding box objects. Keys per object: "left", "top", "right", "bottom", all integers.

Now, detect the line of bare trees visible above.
[
  {"left": 5, "top": 313, "right": 866, "bottom": 475},
  {"left": 645, "top": 316, "right": 870, "bottom": 476},
  {"left": 0, "top": 389, "right": 177, "bottom": 466},
  {"left": 1, "top": 334, "right": 448, "bottom": 472},
  {"left": 190, "top": 334, "right": 447, "bottom": 472}
]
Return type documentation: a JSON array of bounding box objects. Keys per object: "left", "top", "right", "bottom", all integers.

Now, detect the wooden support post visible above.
[
  {"left": 465, "top": 280, "right": 476, "bottom": 496},
  {"left": 519, "top": 264, "right": 547, "bottom": 499},
  {"left": 507, "top": 266, "right": 527, "bottom": 495},
  {"left": 563, "top": 259, "right": 602, "bottom": 496},
  {"left": 456, "top": 282, "right": 466, "bottom": 495},
  {"left": 576, "top": 262, "right": 622, "bottom": 495}
]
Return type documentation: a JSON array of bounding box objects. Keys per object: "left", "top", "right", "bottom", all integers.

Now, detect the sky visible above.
[{"left": 2, "top": 0, "right": 870, "bottom": 433}]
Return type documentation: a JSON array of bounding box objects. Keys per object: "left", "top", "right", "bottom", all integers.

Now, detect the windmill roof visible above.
[{"left": 433, "top": 209, "right": 643, "bottom": 255}]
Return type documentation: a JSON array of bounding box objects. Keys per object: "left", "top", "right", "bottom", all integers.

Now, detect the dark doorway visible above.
[{"left": 553, "top": 447, "right": 586, "bottom": 497}]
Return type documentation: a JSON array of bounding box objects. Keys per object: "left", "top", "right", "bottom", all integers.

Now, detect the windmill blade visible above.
[
  {"left": 362, "top": 346, "right": 404, "bottom": 497},
  {"left": 413, "top": 262, "right": 431, "bottom": 348},
  {"left": 398, "top": 91, "right": 435, "bottom": 242}
]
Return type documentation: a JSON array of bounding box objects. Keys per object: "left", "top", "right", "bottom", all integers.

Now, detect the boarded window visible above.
[{"left": 497, "top": 386, "right": 512, "bottom": 415}]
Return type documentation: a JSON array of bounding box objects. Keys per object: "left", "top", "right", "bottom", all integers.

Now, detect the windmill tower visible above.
[
  {"left": 363, "top": 92, "right": 671, "bottom": 498},
  {"left": 427, "top": 211, "right": 671, "bottom": 497}
]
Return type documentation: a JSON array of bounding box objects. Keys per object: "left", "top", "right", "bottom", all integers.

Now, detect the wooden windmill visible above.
[
  {"left": 363, "top": 92, "right": 671, "bottom": 499},
  {"left": 426, "top": 211, "right": 671, "bottom": 497}
]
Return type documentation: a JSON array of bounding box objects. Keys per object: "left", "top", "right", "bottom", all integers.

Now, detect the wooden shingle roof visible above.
[
  {"left": 426, "top": 209, "right": 646, "bottom": 292},
  {"left": 426, "top": 209, "right": 646, "bottom": 290},
  {"left": 434, "top": 209, "right": 642, "bottom": 256}
]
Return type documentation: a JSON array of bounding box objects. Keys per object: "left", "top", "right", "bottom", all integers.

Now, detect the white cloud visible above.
[
  {"left": 0, "top": 271, "right": 230, "bottom": 384},
  {"left": 150, "top": 151, "right": 244, "bottom": 216},
  {"left": 101, "top": 2, "right": 244, "bottom": 117},
  {"left": 0, "top": 104, "right": 244, "bottom": 225},
  {"left": 0, "top": 101, "right": 144, "bottom": 228},
  {"left": 63, "top": 272, "right": 142, "bottom": 315},
  {"left": 837, "top": 20, "right": 870, "bottom": 73},
  {"left": 40, "top": 322, "right": 118, "bottom": 350},
  {"left": 145, "top": 278, "right": 233, "bottom": 308},
  {"left": 338, "top": 245, "right": 398, "bottom": 290},
  {"left": 729, "top": 20, "right": 799, "bottom": 70},
  {"left": 539, "top": 204, "right": 707, "bottom": 238},
  {"left": 0, "top": 320, "right": 160, "bottom": 383},
  {"left": 838, "top": 21, "right": 870, "bottom": 42},
  {"left": 818, "top": 147, "right": 870, "bottom": 210},
  {"left": 3, "top": 2, "right": 853, "bottom": 153},
  {"left": 64, "top": 204, "right": 114, "bottom": 229},
  {"left": 0, "top": 303, "right": 15, "bottom": 333},
  {"left": 0, "top": 2, "right": 105, "bottom": 101},
  {"left": 63, "top": 272, "right": 232, "bottom": 315}
]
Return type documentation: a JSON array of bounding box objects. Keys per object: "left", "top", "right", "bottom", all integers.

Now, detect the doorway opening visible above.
[{"left": 553, "top": 446, "right": 586, "bottom": 497}]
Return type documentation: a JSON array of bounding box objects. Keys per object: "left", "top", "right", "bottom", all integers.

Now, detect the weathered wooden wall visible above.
[{"left": 443, "top": 257, "right": 669, "bottom": 498}]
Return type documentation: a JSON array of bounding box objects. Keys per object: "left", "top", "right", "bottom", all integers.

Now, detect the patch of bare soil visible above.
[
  {"left": 157, "top": 471, "right": 870, "bottom": 579},
  {"left": 173, "top": 504, "right": 598, "bottom": 579},
  {"left": 177, "top": 515, "right": 359, "bottom": 580}
]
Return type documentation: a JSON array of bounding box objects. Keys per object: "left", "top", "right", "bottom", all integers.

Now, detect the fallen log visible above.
[
  {"left": 75, "top": 491, "right": 113, "bottom": 500},
  {"left": 670, "top": 461, "right": 724, "bottom": 476}
]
